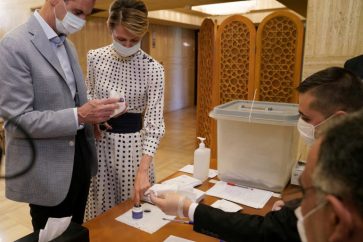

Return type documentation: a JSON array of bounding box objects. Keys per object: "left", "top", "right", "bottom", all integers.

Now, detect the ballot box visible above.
[{"left": 209, "top": 100, "right": 299, "bottom": 192}]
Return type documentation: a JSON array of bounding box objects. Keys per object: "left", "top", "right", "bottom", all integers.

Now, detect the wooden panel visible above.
[
  {"left": 0, "top": 0, "right": 43, "bottom": 38},
  {"left": 148, "top": 24, "right": 196, "bottom": 112},
  {"left": 302, "top": 0, "right": 363, "bottom": 79},
  {"left": 255, "top": 11, "right": 304, "bottom": 103},
  {"left": 68, "top": 17, "right": 112, "bottom": 76},
  {"left": 216, "top": 15, "right": 256, "bottom": 104},
  {"left": 196, "top": 18, "right": 217, "bottom": 162}
]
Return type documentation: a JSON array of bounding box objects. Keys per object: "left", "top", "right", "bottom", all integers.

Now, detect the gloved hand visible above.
[
  {"left": 150, "top": 192, "right": 192, "bottom": 218},
  {"left": 271, "top": 200, "right": 285, "bottom": 211}
]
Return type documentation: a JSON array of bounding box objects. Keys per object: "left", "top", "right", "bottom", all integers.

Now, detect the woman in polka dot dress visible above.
[{"left": 84, "top": 0, "right": 165, "bottom": 220}]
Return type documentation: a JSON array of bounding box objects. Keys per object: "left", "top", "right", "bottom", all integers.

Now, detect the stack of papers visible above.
[
  {"left": 143, "top": 183, "right": 205, "bottom": 203},
  {"left": 179, "top": 164, "right": 218, "bottom": 178},
  {"left": 143, "top": 175, "right": 207, "bottom": 204},
  {"left": 206, "top": 181, "right": 273, "bottom": 209},
  {"left": 161, "top": 174, "right": 202, "bottom": 187}
]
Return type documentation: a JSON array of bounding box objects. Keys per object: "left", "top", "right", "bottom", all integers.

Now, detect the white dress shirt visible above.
[{"left": 33, "top": 11, "right": 80, "bottom": 128}]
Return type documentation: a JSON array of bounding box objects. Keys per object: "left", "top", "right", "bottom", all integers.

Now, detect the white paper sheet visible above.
[
  {"left": 164, "top": 235, "right": 195, "bottom": 242},
  {"left": 115, "top": 203, "right": 175, "bottom": 234},
  {"left": 211, "top": 199, "right": 243, "bottom": 212},
  {"left": 161, "top": 174, "right": 202, "bottom": 187},
  {"left": 179, "top": 164, "right": 218, "bottom": 178},
  {"left": 206, "top": 181, "right": 273, "bottom": 209}
]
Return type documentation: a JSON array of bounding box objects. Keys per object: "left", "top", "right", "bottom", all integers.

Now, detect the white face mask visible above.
[
  {"left": 297, "top": 114, "right": 335, "bottom": 145},
  {"left": 112, "top": 39, "right": 140, "bottom": 57},
  {"left": 297, "top": 118, "right": 315, "bottom": 145},
  {"left": 55, "top": 2, "right": 86, "bottom": 35},
  {"left": 295, "top": 204, "right": 326, "bottom": 242}
]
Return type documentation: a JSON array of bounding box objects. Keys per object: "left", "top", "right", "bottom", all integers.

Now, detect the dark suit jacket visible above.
[{"left": 193, "top": 204, "right": 300, "bottom": 242}]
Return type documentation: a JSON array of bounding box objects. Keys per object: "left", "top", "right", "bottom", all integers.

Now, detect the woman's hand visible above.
[{"left": 133, "top": 155, "right": 152, "bottom": 204}]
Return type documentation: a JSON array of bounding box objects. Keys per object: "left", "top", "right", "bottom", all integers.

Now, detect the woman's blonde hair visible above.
[{"left": 108, "top": 0, "right": 149, "bottom": 37}]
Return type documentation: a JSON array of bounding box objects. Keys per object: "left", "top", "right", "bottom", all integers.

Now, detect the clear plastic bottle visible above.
[{"left": 193, "top": 137, "right": 211, "bottom": 182}]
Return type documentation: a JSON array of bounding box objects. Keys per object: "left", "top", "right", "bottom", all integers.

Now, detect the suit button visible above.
[{"left": 69, "top": 141, "right": 75, "bottom": 146}]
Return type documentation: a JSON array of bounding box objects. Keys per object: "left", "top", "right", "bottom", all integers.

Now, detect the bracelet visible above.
[{"left": 177, "top": 196, "right": 186, "bottom": 218}]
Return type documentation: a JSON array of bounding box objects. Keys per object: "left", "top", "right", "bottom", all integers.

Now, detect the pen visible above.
[
  {"left": 227, "top": 182, "right": 254, "bottom": 190},
  {"left": 163, "top": 217, "right": 193, "bottom": 225}
]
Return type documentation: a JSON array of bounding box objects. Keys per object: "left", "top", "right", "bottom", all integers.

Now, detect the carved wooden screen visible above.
[
  {"left": 196, "top": 18, "right": 217, "bottom": 162},
  {"left": 215, "top": 15, "right": 256, "bottom": 104},
  {"left": 255, "top": 11, "right": 304, "bottom": 103}
]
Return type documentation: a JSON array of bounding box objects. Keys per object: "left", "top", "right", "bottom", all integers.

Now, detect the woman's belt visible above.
[{"left": 102, "top": 112, "right": 142, "bottom": 134}]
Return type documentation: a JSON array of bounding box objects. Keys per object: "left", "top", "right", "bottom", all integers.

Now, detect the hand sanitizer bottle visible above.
[{"left": 193, "top": 137, "right": 211, "bottom": 182}]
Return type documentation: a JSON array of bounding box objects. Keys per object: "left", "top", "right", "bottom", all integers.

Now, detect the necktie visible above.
[{"left": 50, "top": 35, "right": 66, "bottom": 47}]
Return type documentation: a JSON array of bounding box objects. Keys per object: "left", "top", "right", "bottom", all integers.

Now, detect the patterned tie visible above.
[{"left": 50, "top": 35, "right": 66, "bottom": 47}]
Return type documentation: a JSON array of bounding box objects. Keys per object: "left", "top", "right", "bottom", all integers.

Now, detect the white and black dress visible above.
[{"left": 84, "top": 45, "right": 165, "bottom": 220}]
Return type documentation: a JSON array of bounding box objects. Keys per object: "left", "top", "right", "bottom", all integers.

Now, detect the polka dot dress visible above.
[{"left": 84, "top": 45, "right": 165, "bottom": 221}]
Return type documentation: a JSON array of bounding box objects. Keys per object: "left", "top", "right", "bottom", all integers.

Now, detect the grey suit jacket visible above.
[{"left": 0, "top": 15, "right": 97, "bottom": 206}]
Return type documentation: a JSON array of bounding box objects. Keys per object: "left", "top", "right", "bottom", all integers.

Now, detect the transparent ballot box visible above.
[{"left": 210, "top": 100, "right": 299, "bottom": 192}]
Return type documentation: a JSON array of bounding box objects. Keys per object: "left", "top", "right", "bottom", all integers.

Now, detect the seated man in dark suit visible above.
[
  {"left": 151, "top": 67, "right": 363, "bottom": 242},
  {"left": 296, "top": 110, "right": 363, "bottom": 242}
]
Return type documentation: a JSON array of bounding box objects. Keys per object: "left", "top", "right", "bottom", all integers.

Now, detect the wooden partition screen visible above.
[
  {"left": 196, "top": 18, "right": 217, "bottom": 163},
  {"left": 255, "top": 11, "right": 304, "bottom": 103},
  {"left": 215, "top": 15, "right": 257, "bottom": 104}
]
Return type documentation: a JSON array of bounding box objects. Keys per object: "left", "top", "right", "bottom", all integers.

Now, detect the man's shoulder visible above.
[{"left": 0, "top": 22, "right": 29, "bottom": 45}]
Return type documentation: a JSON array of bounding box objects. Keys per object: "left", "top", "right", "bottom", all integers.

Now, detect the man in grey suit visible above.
[{"left": 0, "top": 0, "right": 119, "bottom": 230}]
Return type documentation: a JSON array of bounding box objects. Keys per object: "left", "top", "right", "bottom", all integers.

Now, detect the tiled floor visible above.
[{"left": 0, "top": 107, "right": 196, "bottom": 242}]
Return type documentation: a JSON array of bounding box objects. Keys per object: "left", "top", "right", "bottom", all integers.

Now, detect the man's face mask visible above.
[
  {"left": 112, "top": 38, "right": 141, "bottom": 57},
  {"left": 55, "top": 1, "right": 86, "bottom": 35},
  {"left": 297, "top": 114, "right": 335, "bottom": 145},
  {"left": 295, "top": 203, "right": 326, "bottom": 242}
]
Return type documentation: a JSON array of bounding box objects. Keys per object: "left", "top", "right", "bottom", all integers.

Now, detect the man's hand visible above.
[
  {"left": 150, "top": 192, "right": 192, "bottom": 217},
  {"left": 77, "top": 98, "right": 119, "bottom": 124}
]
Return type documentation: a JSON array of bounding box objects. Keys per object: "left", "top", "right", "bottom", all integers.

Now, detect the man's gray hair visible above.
[{"left": 313, "top": 109, "right": 363, "bottom": 216}]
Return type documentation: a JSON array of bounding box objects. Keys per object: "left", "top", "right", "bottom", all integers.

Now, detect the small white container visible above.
[
  {"left": 193, "top": 137, "right": 211, "bottom": 182},
  {"left": 209, "top": 100, "right": 299, "bottom": 192}
]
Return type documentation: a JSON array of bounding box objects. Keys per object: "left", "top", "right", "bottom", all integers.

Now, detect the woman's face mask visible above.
[
  {"left": 112, "top": 38, "right": 141, "bottom": 57},
  {"left": 54, "top": 1, "right": 86, "bottom": 35}
]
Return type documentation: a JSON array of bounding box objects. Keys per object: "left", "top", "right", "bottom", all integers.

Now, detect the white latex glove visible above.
[
  {"left": 271, "top": 200, "right": 285, "bottom": 211},
  {"left": 150, "top": 192, "right": 192, "bottom": 217}
]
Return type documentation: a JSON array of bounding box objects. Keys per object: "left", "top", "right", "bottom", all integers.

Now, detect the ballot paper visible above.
[
  {"left": 115, "top": 203, "right": 175, "bottom": 234},
  {"left": 211, "top": 199, "right": 243, "bottom": 212},
  {"left": 161, "top": 174, "right": 202, "bottom": 187},
  {"left": 179, "top": 164, "right": 218, "bottom": 178},
  {"left": 206, "top": 181, "right": 273, "bottom": 209},
  {"left": 164, "top": 235, "right": 195, "bottom": 242}
]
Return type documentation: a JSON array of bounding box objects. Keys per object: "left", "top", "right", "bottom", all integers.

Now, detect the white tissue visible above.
[
  {"left": 109, "top": 90, "right": 127, "bottom": 117},
  {"left": 38, "top": 216, "right": 72, "bottom": 242}
]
